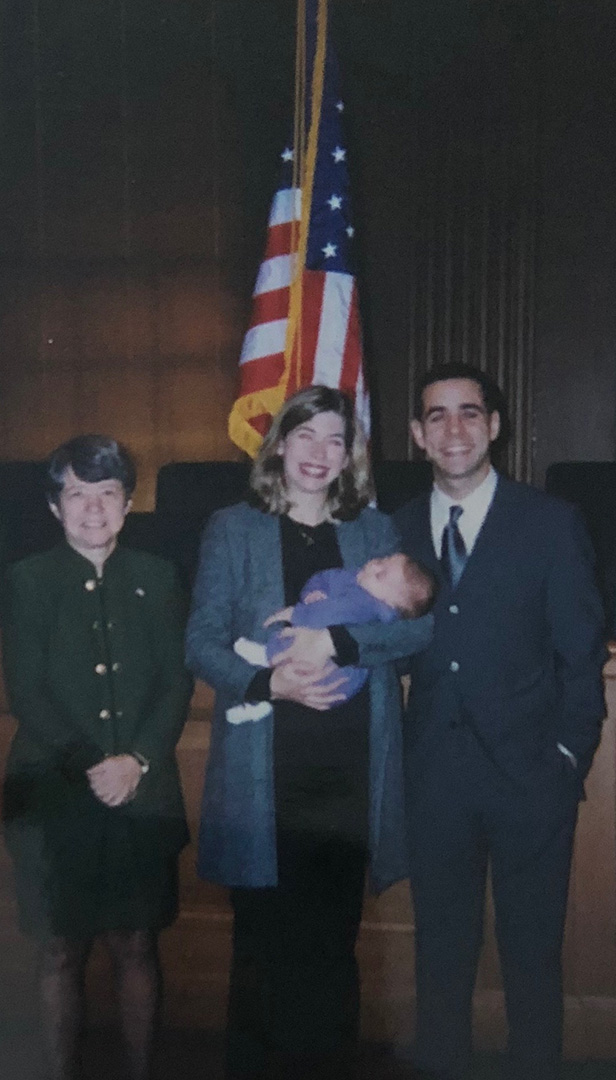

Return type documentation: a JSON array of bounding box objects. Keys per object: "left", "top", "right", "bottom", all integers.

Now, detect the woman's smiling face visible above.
[
  {"left": 278, "top": 410, "right": 348, "bottom": 502},
  {"left": 50, "top": 466, "right": 130, "bottom": 561}
]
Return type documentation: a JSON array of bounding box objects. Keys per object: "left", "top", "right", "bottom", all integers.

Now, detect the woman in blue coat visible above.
[{"left": 186, "top": 387, "right": 432, "bottom": 1080}]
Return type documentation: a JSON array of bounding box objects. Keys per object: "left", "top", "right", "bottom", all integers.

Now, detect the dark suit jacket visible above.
[{"left": 394, "top": 475, "right": 606, "bottom": 785}]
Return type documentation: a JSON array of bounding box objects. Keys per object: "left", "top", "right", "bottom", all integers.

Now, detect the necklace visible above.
[
  {"left": 288, "top": 516, "right": 322, "bottom": 546},
  {"left": 297, "top": 525, "right": 315, "bottom": 546}
]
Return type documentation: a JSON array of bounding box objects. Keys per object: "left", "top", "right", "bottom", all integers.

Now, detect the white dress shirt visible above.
[{"left": 430, "top": 467, "right": 498, "bottom": 559}]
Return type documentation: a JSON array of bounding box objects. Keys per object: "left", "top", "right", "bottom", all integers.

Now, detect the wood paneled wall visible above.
[
  {"left": 531, "top": 3, "right": 616, "bottom": 482},
  {"left": 0, "top": 0, "right": 247, "bottom": 510},
  {"left": 404, "top": 34, "right": 538, "bottom": 481},
  {"left": 1, "top": 3, "right": 614, "bottom": 488},
  {"left": 0, "top": 1, "right": 542, "bottom": 492}
]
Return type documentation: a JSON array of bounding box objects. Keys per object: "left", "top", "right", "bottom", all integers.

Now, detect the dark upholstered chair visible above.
[
  {"left": 546, "top": 462, "right": 616, "bottom": 631},
  {"left": 0, "top": 462, "right": 61, "bottom": 565},
  {"left": 155, "top": 462, "right": 251, "bottom": 589},
  {"left": 373, "top": 460, "right": 433, "bottom": 513},
  {"left": 545, "top": 463, "right": 616, "bottom": 566}
]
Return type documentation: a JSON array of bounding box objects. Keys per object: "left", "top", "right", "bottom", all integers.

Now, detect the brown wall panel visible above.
[
  {"left": 0, "top": 259, "right": 244, "bottom": 507},
  {"left": 0, "top": 1, "right": 248, "bottom": 507}
]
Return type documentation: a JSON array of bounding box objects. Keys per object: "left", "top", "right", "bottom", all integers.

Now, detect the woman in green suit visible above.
[{"left": 2, "top": 436, "right": 192, "bottom": 1080}]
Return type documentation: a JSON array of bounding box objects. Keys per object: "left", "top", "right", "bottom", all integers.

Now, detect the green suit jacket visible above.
[{"left": 2, "top": 543, "right": 193, "bottom": 854}]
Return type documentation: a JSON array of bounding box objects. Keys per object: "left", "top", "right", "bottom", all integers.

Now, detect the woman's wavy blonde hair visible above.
[{"left": 249, "top": 385, "right": 374, "bottom": 521}]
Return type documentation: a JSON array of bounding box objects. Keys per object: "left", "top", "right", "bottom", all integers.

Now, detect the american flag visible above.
[{"left": 228, "top": 0, "right": 370, "bottom": 458}]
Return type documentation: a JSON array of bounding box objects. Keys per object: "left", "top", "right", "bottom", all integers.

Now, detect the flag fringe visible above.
[{"left": 228, "top": 386, "right": 286, "bottom": 458}]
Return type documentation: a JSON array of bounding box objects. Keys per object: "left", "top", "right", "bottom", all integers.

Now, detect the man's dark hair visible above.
[
  {"left": 46, "top": 435, "right": 136, "bottom": 506},
  {"left": 414, "top": 363, "right": 510, "bottom": 447}
]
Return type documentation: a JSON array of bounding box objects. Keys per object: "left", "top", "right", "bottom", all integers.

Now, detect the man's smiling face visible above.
[{"left": 411, "top": 377, "right": 500, "bottom": 497}]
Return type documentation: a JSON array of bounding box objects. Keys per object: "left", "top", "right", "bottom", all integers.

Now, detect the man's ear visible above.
[
  {"left": 48, "top": 500, "right": 61, "bottom": 522},
  {"left": 124, "top": 498, "right": 133, "bottom": 516},
  {"left": 410, "top": 419, "right": 426, "bottom": 451},
  {"left": 488, "top": 411, "right": 501, "bottom": 443}
]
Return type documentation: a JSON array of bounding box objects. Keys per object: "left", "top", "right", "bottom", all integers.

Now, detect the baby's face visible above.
[{"left": 356, "top": 554, "right": 409, "bottom": 609}]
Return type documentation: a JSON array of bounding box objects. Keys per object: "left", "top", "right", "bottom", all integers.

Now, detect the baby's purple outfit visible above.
[{"left": 267, "top": 568, "right": 398, "bottom": 701}]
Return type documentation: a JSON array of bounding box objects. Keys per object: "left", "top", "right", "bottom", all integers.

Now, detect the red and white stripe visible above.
[
  {"left": 238, "top": 187, "right": 300, "bottom": 385},
  {"left": 238, "top": 186, "right": 369, "bottom": 436}
]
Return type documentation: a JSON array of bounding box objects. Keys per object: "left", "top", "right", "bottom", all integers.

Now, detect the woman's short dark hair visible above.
[
  {"left": 249, "top": 385, "right": 374, "bottom": 521},
  {"left": 46, "top": 435, "right": 136, "bottom": 506}
]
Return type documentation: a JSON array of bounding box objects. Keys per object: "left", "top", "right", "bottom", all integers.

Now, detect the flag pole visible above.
[{"left": 283, "top": 0, "right": 328, "bottom": 398}]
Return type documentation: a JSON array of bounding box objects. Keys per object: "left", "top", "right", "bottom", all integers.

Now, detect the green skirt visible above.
[{"left": 4, "top": 772, "right": 185, "bottom": 941}]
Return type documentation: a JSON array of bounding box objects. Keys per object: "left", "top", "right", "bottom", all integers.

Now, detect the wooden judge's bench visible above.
[{"left": 1, "top": 647, "right": 616, "bottom": 1059}]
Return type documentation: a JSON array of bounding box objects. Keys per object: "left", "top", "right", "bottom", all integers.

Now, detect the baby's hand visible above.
[
  {"left": 302, "top": 589, "right": 327, "bottom": 604},
  {"left": 263, "top": 606, "right": 294, "bottom": 628}
]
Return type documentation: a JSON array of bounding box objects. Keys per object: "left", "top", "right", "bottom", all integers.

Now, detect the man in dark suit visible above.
[{"left": 394, "top": 364, "right": 606, "bottom": 1080}]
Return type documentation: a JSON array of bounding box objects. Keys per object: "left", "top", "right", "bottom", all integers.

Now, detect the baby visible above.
[{"left": 227, "top": 553, "right": 435, "bottom": 724}]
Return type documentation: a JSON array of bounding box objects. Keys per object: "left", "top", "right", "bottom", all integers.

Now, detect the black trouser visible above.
[
  {"left": 406, "top": 728, "right": 579, "bottom": 1080},
  {"left": 226, "top": 830, "right": 367, "bottom": 1079}
]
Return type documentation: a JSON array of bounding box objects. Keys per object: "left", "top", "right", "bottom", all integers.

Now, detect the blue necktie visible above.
[{"left": 441, "top": 504, "right": 467, "bottom": 588}]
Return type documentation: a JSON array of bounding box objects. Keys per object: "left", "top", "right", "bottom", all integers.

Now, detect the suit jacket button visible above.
[
  {"left": 449, "top": 604, "right": 459, "bottom": 615},
  {"left": 112, "top": 662, "right": 122, "bottom": 673},
  {"left": 99, "top": 709, "right": 111, "bottom": 720},
  {"left": 95, "top": 663, "right": 107, "bottom": 675},
  {"left": 450, "top": 660, "right": 460, "bottom": 672},
  {"left": 85, "top": 579, "right": 97, "bottom": 591}
]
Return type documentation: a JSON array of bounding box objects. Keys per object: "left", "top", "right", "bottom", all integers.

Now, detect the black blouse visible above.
[{"left": 272, "top": 515, "right": 370, "bottom": 846}]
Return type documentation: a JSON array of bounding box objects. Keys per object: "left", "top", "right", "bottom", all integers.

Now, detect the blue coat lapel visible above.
[
  {"left": 336, "top": 516, "right": 370, "bottom": 569},
  {"left": 247, "top": 512, "right": 286, "bottom": 636}
]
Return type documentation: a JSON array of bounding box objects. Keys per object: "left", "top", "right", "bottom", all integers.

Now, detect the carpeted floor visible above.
[{"left": 1, "top": 1027, "right": 615, "bottom": 1080}]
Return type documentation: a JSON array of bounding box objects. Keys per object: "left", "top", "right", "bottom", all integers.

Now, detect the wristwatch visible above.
[{"left": 131, "top": 751, "right": 150, "bottom": 775}]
